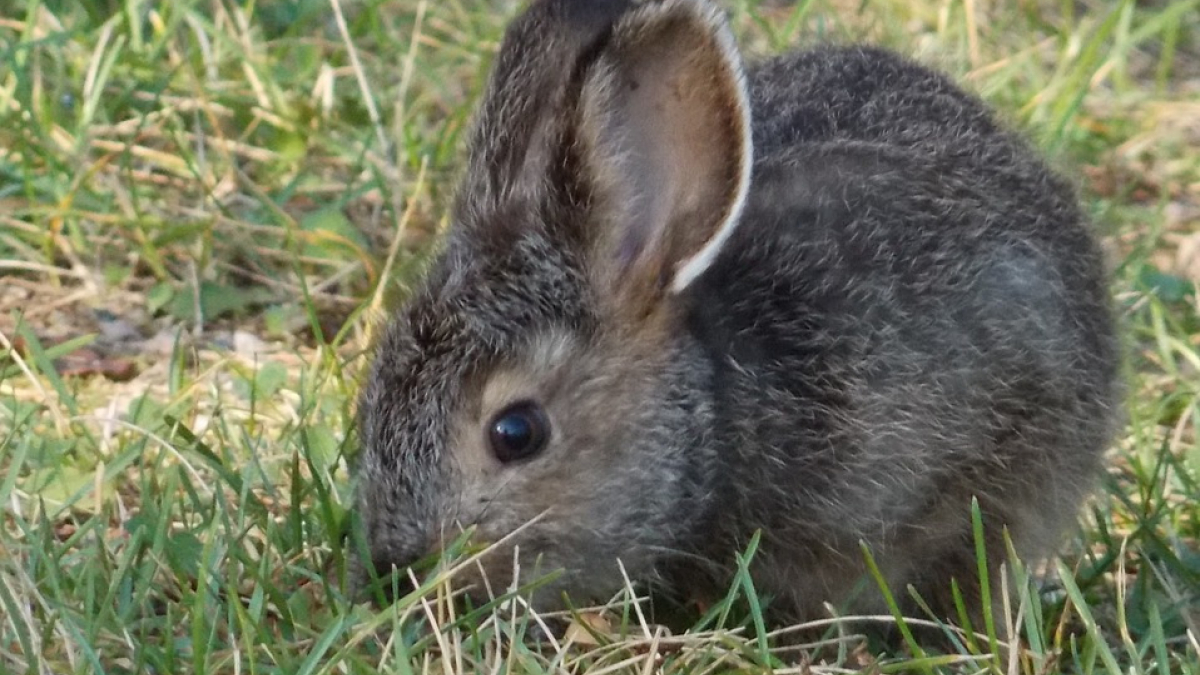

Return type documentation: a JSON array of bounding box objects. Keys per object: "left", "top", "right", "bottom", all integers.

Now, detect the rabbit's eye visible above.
[{"left": 488, "top": 401, "right": 550, "bottom": 463}]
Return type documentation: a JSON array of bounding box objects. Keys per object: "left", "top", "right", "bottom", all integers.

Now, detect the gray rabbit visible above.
[{"left": 355, "top": 0, "right": 1120, "bottom": 624}]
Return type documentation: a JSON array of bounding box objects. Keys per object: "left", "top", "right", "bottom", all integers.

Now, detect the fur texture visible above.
[{"left": 356, "top": 0, "right": 1120, "bottom": 623}]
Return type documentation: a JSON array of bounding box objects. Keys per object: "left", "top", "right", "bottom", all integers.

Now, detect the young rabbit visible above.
[{"left": 355, "top": 0, "right": 1120, "bottom": 623}]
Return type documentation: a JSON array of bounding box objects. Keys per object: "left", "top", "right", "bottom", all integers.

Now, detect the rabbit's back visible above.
[
  {"left": 683, "top": 46, "right": 1119, "bottom": 617},
  {"left": 750, "top": 46, "right": 1004, "bottom": 152}
]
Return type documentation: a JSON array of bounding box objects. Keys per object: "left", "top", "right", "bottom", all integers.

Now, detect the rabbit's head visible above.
[{"left": 356, "top": 0, "right": 751, "bottom": 605}]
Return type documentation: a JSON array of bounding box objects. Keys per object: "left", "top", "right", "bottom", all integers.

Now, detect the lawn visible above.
[{"left": 1, "top": 0, "right": 1198, "bottom": 673}]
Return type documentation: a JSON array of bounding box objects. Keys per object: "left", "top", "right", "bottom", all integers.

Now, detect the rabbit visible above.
[{"left": 354, "top": 0, "right": 1120, "bottom": 625}]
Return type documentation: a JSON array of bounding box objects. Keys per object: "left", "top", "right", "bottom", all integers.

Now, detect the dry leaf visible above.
[{"left": 564, "top": 611, "right": 615, "bottom": 647}]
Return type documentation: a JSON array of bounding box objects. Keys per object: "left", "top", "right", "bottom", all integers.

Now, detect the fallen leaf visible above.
[
  {"left": 55, "top": 521, "right": 77, "bottom": 541},
  {"left": 564, "top": 611, "right": 614, "bottom": 647},
  {"left": 56, "top": 347, "right": 139, "bottom": 382}
]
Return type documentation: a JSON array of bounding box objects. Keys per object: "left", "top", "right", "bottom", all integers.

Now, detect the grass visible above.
[{"left": 1, "top": 0, "right": 1198, "bottom": 672}]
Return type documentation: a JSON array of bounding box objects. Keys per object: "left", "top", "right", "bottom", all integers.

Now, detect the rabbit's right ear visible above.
[{"left": 572, "top": 0, "right": 752, "bottom": 313}]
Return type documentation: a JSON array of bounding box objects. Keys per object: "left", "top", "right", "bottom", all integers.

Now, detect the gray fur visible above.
[{"left": 355, "top": 0, "right": 1120, "bottom": 623}]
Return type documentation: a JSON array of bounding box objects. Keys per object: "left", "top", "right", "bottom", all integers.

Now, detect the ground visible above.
[{"left": 0, "top": 0, "right": 1198, "bottom": 673}]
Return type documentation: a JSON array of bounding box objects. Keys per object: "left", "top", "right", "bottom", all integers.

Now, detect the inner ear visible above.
[
  {"left": 576, "top": 1, "right": 751, "bottom": 308},
  {"left": 608, "top": 38, "right": 739, "bottom": 268}
]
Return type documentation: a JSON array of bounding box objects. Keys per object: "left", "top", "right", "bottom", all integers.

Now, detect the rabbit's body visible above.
[
  {"left": 677, "top": 47, "right": 1118, "bottom": 615},
  {"left": 357, "top": 0, "right": 1119, "bottom": 623}
]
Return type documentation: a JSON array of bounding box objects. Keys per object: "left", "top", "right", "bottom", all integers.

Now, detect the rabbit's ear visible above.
[{"left": 576, "top": 0, "right": 751, "bottom": 302}]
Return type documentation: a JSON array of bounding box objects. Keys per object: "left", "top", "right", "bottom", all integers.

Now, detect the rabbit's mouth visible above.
[{"left": 441, "top": 532, "right": 665, "bottom": 612}]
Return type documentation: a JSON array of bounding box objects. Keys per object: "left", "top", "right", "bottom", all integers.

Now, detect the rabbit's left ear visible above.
[{"left": 574, "top": 0, "right": 751, "bottom": 304}]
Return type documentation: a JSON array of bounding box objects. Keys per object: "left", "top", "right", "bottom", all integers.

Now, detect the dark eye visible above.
[{"left": 488, "top": 401, "right": 550, "bottom": 463}]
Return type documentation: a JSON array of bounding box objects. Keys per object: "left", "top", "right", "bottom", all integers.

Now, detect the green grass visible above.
[{"left": 1, "top": 0, "right": 1198, "bottom": 672}]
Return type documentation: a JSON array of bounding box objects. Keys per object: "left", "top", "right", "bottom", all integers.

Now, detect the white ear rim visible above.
[{"left": 668, "top": 1, "right": 752, "bottom": 294}]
